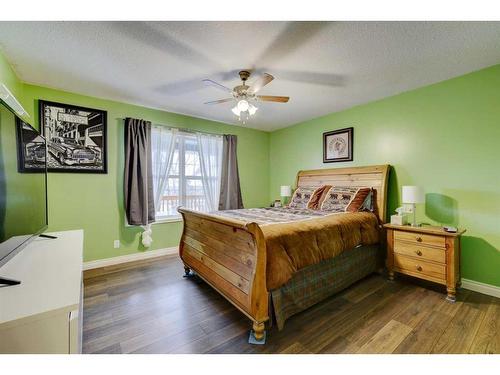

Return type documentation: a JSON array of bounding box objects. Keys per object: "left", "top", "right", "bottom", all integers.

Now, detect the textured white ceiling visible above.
[{"left": 0, "top": 21, "right": 499, "bottom": 131}]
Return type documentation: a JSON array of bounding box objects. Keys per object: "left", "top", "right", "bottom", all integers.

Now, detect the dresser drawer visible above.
[
  {"left": 394, "top": 230, "right": 445, "bottom": 248},
  {"left": 394, "top": 241, "right": 446, "bottom": 264},
  {"left": 393, "top": 254, "right": 446, "bottom": 282}
]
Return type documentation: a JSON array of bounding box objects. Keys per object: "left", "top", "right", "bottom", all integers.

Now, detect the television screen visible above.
[{"left": 0, "top": 99, "right": 48, "bottom": 268}]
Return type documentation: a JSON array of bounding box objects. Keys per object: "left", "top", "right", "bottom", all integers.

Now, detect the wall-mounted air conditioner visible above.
[{"left": 0, "top": 83, "right": 29, "bottom": 118}]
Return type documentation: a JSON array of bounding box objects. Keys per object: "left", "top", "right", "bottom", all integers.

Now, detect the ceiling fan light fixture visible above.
[
  {"left": 237, "top": 99, "right": 249, "bottom": 112},
  {"left": 204, "top": 70, "right": 289, "bottom": 125},
  {"left": 231, "top": 106, "right": 240, "bottom": 116},
  {"left": 248, "top": 103, "right": 258, "bottom": 116}
]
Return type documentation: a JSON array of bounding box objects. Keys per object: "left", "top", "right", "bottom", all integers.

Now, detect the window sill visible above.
[
  {"left": 153, "top": 216, "right": 183, "bottom": 224},
  {"left": 124, "top": 216, "right": 182, "bottom": 227}
]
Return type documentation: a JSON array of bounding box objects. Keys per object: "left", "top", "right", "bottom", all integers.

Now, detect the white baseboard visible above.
[
  {"left": 461, "top": 278, "right": 500, "bottom": 299},
  {"left": 83, "top": 246, "right": 178, "bottom": 271}
]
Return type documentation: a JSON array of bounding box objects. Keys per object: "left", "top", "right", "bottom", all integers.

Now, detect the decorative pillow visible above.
[
  {"left": 288, "top": 186, "right": 323, "bottom": 209},
  {"left": 347, "top": 188, "right": 373, "bottom": 212},
  {"left": 307, "top": 185, "right": 332, "bottom": 209},
  {"left": 320, "top": 187, "right": 372, "bottom": 212}
]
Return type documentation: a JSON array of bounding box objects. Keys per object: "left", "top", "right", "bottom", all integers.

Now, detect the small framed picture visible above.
[
  {"left": 16, "top": 117, "right": 46, "bottom": 173},
  {"left": 323, "top": 127, "right": 353, "bottom": 163}
]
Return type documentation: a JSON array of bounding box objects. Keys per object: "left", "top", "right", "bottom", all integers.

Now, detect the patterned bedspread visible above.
[{"left": 211, "top": 207, "right": 340, "bottom": 225}]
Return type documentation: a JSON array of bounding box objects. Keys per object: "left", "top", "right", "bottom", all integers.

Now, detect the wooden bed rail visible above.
[{"left": 178, "top": 207, "right": 269, "bottom": 341}]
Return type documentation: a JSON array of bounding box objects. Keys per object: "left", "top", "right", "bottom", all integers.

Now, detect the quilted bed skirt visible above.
[{"left": 270, "top": 244, "right": 383, "bottom": 330}]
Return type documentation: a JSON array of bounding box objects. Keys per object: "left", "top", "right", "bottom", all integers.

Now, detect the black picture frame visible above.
[
  {"left": 39, "top": 100, "right": 108, "bottom": 173},
  {"left": 15, "top": 117, "right": 47, "bottom": 173},
  {"left": 323, "top": 127, "right": 353, "bottom": 163}
]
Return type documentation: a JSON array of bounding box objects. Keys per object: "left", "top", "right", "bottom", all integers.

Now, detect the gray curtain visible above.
[
  {"left": 218, "top": 134, "right": 243, "bottom": 210},
  {"left": 124, "top": 118, "right": 155, "bottom": 225}
]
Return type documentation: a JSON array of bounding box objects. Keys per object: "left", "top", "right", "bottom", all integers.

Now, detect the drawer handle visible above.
[
  {"left": 415, "top": 250, "right": 423, "bottom": 256},
  {"left": 416, "top": 237, "right": 423, "bottom": 242},
  {"left": 416, "top": 265, "right": 423, "bottom": 271}
]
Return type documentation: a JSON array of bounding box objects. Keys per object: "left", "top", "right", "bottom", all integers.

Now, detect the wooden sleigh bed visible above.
[{"left": 178, "top": 165, "right": 390, "bottom": 343}]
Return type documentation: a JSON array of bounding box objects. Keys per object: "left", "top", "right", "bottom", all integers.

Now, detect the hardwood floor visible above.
[{"left": 82, "top": 255, "right": 500, "bottom": 354}]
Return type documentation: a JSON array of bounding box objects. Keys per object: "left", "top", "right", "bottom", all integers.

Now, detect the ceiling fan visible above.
[{"left": 203, "top": 70, "right": 290, "bottom": 124}]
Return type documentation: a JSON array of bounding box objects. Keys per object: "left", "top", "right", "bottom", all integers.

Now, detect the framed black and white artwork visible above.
[
  {"left": 323, "top": 127, "right": 353, "bottom": 163},
  {"left": 39, "top": 100, "right": 107, "bottom": 173},
  {"left": 16, "top": 117, "right": 46, "bottom": 173}
]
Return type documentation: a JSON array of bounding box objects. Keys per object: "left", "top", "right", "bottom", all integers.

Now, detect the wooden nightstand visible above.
[{"left": 384, "top": 224, "right": 466, "bottom": 302}]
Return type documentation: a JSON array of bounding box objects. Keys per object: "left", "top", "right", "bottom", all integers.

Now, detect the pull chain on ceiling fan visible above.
[{"left": 203, "top": 70, "right": 290, "bottom": 124}]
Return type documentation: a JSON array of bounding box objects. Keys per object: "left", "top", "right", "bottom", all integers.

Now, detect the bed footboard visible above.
[{"left": 178, "top": 207, "right": 269, "bottom": 341}]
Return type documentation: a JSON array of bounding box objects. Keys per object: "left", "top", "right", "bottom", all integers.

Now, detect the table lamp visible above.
[
  {"left": 402, "top": 185, "right": 424, "bottom": 227},
  {"left": 280, "top": 185, "right": 292, "bottom": 205}
]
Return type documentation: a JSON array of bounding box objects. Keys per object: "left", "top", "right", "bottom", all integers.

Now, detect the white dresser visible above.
[{"left": 0, "top": 230, "right": 84, "bottom": 354}]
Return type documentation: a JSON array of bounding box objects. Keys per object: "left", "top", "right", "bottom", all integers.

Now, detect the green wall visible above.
[
  {"left": 270, "top": 64, "right": 500, "bottom": 287},
  {"left": 0, "top": 52, "right": 270, "bottom": 262}
]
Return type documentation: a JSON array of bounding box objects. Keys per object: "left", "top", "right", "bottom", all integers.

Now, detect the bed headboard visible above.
[{"left": 295, "top": 164, "right": 390, "bottom": 223}]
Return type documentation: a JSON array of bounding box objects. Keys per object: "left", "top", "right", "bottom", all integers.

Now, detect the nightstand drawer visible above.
[
  {"left": 393, "top": 254, "right": 446, "bottom": 281},
  {"left": 394, "top": 230, "right": 445, "bottom": 248},
  {"left": 394, "top": 241, "right": 446, "bottom": 263}
]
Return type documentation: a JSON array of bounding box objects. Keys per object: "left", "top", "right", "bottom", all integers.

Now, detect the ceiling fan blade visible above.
[
  {"left": 247, "top": 73, "right": 274, "bottom": 94},
  {"left": 253, "top": 22, "right": 329, "bottom": 66},
  {"left": 257, "top": 95, "right": 290, "bottom": 103},
  {"left": 202, "top": 79, "right": 233, "bottom": 93},
  {"left": 272, "top": 70, "right": 346, "bottom": 87},
  {"left": 204, "top": 98, "right": 234, "bottom": 105}
]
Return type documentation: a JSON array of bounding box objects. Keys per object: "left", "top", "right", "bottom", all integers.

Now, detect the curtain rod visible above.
[
  {"left": 152, "top": 123, "right": 227, "bottom": 137},
  {"left": 124, "top": 117, "right": 234, "bottom": 137}
]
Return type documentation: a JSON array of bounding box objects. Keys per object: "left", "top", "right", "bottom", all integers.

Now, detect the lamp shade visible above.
[
  {"left": 280, "top": 185, "right": 292, "bottom": 197},
  {"left": 402, "top": 186, "right": 424, "bottom": 204}
]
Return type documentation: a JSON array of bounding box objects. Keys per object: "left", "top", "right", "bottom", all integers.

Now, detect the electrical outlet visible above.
[{"left": 113, "top": 240, "right": 120, "bottom": 249}]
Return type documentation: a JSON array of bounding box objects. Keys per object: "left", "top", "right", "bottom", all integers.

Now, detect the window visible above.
[{"left": 151, "top": 126, "right": 223, "bottom": 220}]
